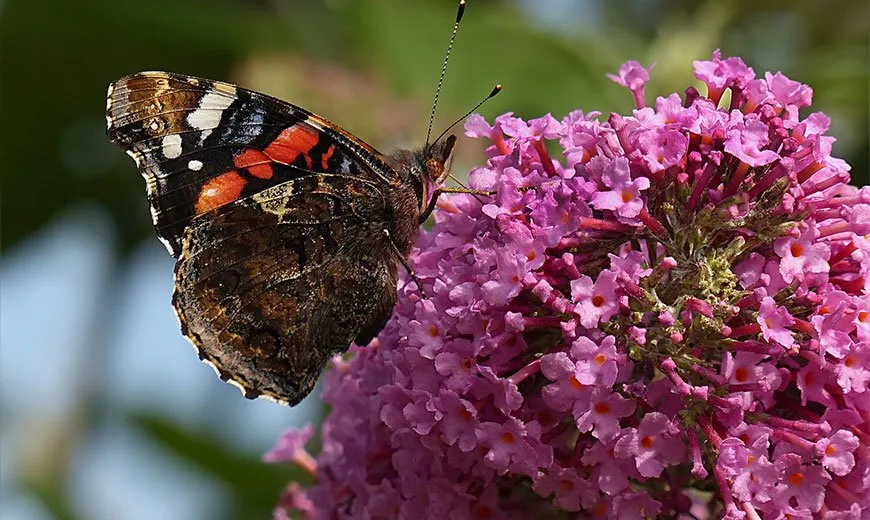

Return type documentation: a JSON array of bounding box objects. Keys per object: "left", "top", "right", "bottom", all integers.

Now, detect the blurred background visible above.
[{"left": 1, "top": 0, "right": 867, "bottom": 518}]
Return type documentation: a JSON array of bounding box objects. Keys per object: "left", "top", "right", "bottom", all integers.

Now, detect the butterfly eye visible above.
[{"left": 426, "top": 158, "right": 445, "bottom": 181}]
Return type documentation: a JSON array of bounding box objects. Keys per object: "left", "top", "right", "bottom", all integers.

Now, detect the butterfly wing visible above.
[
  {"left": 173, "top": 174, "right": 399, "bottom": 404},
  {"left": 107, "top": 72, "right": 405, "bottom": 404},
  {"left": 106, "top": 71, "right": 399, "bottom": 256}
]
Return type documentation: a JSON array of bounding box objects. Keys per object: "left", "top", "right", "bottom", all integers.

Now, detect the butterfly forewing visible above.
[
  {"left": 106, "top": 71, "right": 420, "bottom": 405},
  {"left": 106, "top": 71, "right": 398, "bottom": 256}
]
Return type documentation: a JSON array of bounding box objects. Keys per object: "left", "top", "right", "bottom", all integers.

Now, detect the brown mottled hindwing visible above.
[{"left": 173, "top": 174, "right": 400, "bottom": 404}]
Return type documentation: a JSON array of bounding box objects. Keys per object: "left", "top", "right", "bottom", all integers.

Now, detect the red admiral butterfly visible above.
[{"left": 106, "top": 1, "right": 497, "bottom": 405}]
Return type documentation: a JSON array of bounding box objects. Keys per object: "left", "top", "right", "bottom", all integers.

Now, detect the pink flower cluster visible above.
[{"left": 266, "top": 52, "right": 870, "bottom": 519}]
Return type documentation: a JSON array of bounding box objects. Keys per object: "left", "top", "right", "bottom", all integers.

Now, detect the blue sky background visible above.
[{"left": 1, "top": 209, "right": 319, "bottom": 519}]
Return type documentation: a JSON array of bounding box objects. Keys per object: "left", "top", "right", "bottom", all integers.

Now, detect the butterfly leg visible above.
[{"left": 383, "top": 229, "right": 428, "bottom": 299}]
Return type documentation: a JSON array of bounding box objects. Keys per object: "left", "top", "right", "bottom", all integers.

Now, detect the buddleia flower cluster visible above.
[{"left": 265, "top": 52, "right": 870, "bottom": 519}]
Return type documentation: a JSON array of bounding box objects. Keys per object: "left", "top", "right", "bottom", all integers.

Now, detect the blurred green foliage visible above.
[
  {"left": 131, "top": 412, "right": 309, "bottom": 518},
  {"left": 4, "top": 0, "right": 866, "bottom": 254},
  {"left": 1, "top": 0, "right": 866, "bottom": 518}
]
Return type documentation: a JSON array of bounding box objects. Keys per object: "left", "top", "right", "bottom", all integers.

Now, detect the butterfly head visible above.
[
  {"left": 398, "top": 134, "right": 456, "bottom": 221},
  {"left": 425, "top": 134, "right": 457, "bottom": 182},
  {"left": 421, "top": 135, "right": 457, "bottom": 217}
]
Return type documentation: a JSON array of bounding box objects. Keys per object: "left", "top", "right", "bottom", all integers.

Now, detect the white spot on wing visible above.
[
  {"left": 141, "top": 176, "right": 175, "bottom": 255},
  {"left": 155, "top": 234, "right": 176, "bottom": 255},
  {"left": 188, "top": 159, "right": 203, "bottom": 171},
  {"left": 161, "top": 134, "right": 182, "bottom": 159},
  {"left": 105, "top": 83, "right": 115, "bottom": 128},
  {"left": 125, "top": 149, "right": 142, "bottom": 167},
  {"left": 187, "top": 91, "right": 236, "bottom": 131},
  {"left": 339, "top": 155, "right": 352, "bottom": 174}
]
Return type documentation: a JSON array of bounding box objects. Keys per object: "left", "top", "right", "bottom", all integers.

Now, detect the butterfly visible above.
[
  {"left": 105, "top": 69, "right": 460, "bottom": 405},
  {"left": 103, "top": 1, "right": 502, "bottom": 405}
]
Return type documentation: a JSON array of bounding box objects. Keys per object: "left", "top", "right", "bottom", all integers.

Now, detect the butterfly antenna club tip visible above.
[
  {"left": 456, "top": 0, "right": 466, "bottom": 22},
  {"left": 432, "top": 83, "right": 503, "bottom": 146}
]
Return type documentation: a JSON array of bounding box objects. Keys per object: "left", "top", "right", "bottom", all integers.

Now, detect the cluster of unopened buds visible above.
[{"left": 264, "top": 51, "right": 869, "bottom": 519}]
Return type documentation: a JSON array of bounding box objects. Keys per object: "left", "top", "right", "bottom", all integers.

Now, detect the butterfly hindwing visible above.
[
  {"left": 106, "top": 71, "right": 399, "bottom": 256},
  {"left": 173, "top": 173, "right": 400, "bottom": 405}
]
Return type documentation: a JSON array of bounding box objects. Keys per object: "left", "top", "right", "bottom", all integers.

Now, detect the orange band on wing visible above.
[
  {"left": 196, "top": 170, "right": 246, "bottom": 214},
  {"left": 234, "top": 149, "right": 273, "bottom": 179},
  {"left": 264, "top": 124, "right": 319, "bottom": 168},
  {"left": 321, "top": 145, "right": 335, "bottom": 170}
]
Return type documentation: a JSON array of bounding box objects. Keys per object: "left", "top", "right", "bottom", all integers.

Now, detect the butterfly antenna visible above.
[
  {"left": 431, "top": 84, "right": 502, "bottom": 146},
  {"left": 425, "top": 0, "right": 466, "bottom": 148}
]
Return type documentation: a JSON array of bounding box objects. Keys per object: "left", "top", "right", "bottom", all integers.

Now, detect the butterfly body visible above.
[{"left": 107, "top": 71, "right": 455, "bottom": 405}]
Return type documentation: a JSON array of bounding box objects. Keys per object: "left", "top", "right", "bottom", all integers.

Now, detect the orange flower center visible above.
[
  {"left": 594, "top": 353, "right": 607, "bottom": 365},
  {"left": 501, "top": 432, "right": 515, "bottom": 444},
  {"left": 790, "top": 242, "right": 804, "bottom": 258},
  {"left": 640, "top": 436, "right": 654, "bottom": 449},
  {"left": 591, "top": 295, "right": 605, "bottom": 307},
  {"left": 594, "top": 402, "right": 611, "bottom": 414},
  {"left": 735, "top": 366, "right": 749, "bottom": 383},
  {"left": 789, "top": 472, "right": 805, "bottom": 485}
]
